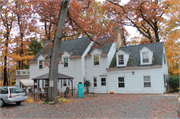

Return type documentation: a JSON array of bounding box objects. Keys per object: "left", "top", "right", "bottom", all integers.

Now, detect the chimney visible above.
[{"left": 114, "top": 27, "right": 121, "bottom": 50}]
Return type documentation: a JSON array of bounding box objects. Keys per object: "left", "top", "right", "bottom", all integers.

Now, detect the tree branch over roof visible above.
[{"left": 67, "top": 12, "right": 102, "bottom": 46}]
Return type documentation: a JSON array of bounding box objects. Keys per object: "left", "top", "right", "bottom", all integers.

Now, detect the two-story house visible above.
[{"left": 29, "top": 37, "right": 168, "bottom": 94}]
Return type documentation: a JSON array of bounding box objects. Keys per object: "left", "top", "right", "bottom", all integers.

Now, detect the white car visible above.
[{"left": 0, "top": 86, "right": 27, "bottom": 107}]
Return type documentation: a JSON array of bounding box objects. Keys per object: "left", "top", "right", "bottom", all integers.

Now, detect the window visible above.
[
  {"left": 164, "top": 74, "right": 168, "bottom": 87},
  {"left": 45, "top": 80, "right": 48, "bottom": 87},
  {"left": 39, "top": 60, "right": 43, "bottom": 69},
  {"left": 94, "top": 55, "right": 99, "bottom": 65},
  {"left": 142, "top": 52, "right": 149, "bottom": 63},
  {"left": 1, "top": 88, "right": 8, "bottom": 94},
  {"left": 10, "top": 88, "right": 24, "bottom": 94},
  {"left": 101, "top": 78, "right": 106, "bottom": 86},
  {"left": 63, "top": 80, "right": 67, "bottom": 86},
  {"left": 93, "top": 78, "right": 97, "bottom": 87},
  {"left": 118, "top": 55, "right": 124, "bottom": 65},
  {"left": 118, "top": 77, "right": 125, "bottom": 88},
  {"left": 64, "top": 58, "right": 68, "bottom": 67},
  {"left": 144, "top": 76, "right": 151, "bottom": 87}
]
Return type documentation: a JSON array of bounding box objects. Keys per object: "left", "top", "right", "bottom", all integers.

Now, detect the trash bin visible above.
[{"left": 78, "top": 82, "right": 83, "bottom": 98}]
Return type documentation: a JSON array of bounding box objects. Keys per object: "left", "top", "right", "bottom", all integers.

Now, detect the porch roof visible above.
[
  {"left": 32, "top": 73, "right": 73, "bottom": 80},
  {"left": 20, "top": 79, "right": 34, "bottom": 87}
]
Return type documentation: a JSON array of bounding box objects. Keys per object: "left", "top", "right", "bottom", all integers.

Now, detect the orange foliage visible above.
[{"left": 164, "top": 30, "right": 180, "bottom": 75}]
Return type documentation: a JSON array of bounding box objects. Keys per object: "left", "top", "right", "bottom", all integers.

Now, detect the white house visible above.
[{"left": 29, "top": 37, "right": 168, "bottom": 94}]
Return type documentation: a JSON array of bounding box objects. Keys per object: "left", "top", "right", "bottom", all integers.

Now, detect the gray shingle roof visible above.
[
  {"left": 87, "top": 37, "right": 113, "bottom": 55},
  {"left": 31, "top": 37, "right": 91, "bottom": 62},
  {"left": 109, "top": 42, "right": 164, "bottom": 68},
  {"left": 32, "top": 73, "right": 73, "bottom": 80}
]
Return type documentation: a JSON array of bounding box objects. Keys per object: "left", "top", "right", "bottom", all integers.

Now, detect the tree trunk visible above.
[
  {"left": 3, "top": 56, "right": 8, "bottom": 86},
  {"left": 47, "top": 0, "right": 69, "bottom": 103},
  {"left": 154, "top": 22, "right": 160, "bottom": 42},
  {"left": 3, "top": 31, "right": 9, "bottom": 86}
]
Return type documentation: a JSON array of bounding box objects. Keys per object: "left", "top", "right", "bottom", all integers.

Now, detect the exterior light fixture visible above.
[{"left": 132, "top": 71, "right": 134, "bottom": 75}]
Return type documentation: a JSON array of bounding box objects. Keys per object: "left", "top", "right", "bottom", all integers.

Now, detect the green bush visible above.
[
  {"left": 84, "top": 80, "right": 91, "bottom": 93},
  {"left": 168, "top": 75, "right": 179, "bottom": 91},
  {"left": 174, "top": 88, "right": 179, "bottom": 92},
  {"left": 167, "top": 89, "right": 174, "bottom": 93}
]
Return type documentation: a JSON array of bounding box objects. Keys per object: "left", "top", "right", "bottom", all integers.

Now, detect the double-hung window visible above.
[
  {"left": 142, "top": 52, "right": 149, "bottom": 63},
  {"left": 45, "top": 80, "right": 48, "bottom": 87},
  {"left": 94, "top": 55, "right": 99, "bottom": 65},
  {"left": 64, "top": 58, "right": 68, "bottom": 67},
  {"left": 144, "top": 76, "right": 151, "bottom": 87},
  {"left": 93, "top": 78, "right": 97, "bottom": 87},
  {"left": 101, "top": 78, "right": 106, "bottom": 86},
  {"left": 63, "top": 80, "right": 67, "bottom": 86},
  {"left": 118, "top": 77, "right": 125, "bottom": 88},
  {"left": 118, "top": 55, "right": 124, "bottom": 65},
  {"left": 39, "top": 60, "right": 43, "bottom": 69}
]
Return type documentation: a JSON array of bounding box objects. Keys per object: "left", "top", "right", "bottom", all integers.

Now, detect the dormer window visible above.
[
  {"left": 94, "top": 55, "right": 99, "bottom": 65},
  {"left": 118, "top": 55, "right": 124, "bottom": 65},
  {"left": 140, "top": 47, "right": 153, "bottom": 65},
  {"left": 142, "top": 52, "right": 149, "bottom": 63},
  {"left": 116, "top": 50, "right": 129, "bottom": 67}
]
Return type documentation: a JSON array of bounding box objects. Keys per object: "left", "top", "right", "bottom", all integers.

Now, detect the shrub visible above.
[
  {"left": 168, "top": 75, "right": 179, "bottom": 91},
  {"left": 84, "top": 80, "right": 91, "bottom": 93}
]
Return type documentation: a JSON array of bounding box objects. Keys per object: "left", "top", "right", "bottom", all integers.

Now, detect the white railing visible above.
[{"left": 16, "top": 69, "right": 29, "bottom": 76}]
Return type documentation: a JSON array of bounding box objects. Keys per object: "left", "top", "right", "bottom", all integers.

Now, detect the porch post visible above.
[
  {"left": 34, "top": 80, "right": 35, "bottom": 100},
  {"left": 71, "top": 79, "right": 73, "bottom": 96}
]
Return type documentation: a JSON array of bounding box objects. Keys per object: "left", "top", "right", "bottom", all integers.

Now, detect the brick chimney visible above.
[{"left": 114, "top": 27, "right": 121, "bottom": 50}]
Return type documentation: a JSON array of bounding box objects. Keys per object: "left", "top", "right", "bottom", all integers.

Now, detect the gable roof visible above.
[
  {"left": 32, "top": 73, "right": 73, "bottom": 80},
  {"left": 87, "top": 37, "right": 113, "bottom": 56},
  {"left": 109, "top": 42, "right": 164, "bottom": 68},
  {"left": 30, "top": 37, "right": 91, "bottom": 62}
]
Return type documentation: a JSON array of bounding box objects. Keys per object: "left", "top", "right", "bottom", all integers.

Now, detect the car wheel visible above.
[
  {"left": 16, "top": 102, "right": 21, "bottom": 105},
  {"left": 0, "top": 99, "right": 4, "bottom": 107}
]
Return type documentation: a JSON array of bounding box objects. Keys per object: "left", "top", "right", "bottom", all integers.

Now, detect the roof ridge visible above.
[{"left": 120, "top": 42, "right": 164, "bottom": 48}]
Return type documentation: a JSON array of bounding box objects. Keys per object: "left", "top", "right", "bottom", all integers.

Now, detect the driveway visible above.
[{"left": 0, "top": 94, "right": 178, "bottom": 118}]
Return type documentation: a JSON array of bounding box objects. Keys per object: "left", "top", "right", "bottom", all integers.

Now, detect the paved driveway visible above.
[{"left": 0, "top": 94, "right": 178, "bottom": 118}]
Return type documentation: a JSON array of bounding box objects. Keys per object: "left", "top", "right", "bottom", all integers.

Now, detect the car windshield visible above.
[{"left": 10, "top": 88, "right": 24, "bottom": 94}]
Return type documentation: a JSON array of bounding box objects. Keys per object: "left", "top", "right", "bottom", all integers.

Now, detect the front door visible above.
[{"left": 100, "top": 78, "right": 107, "bottom": 93}]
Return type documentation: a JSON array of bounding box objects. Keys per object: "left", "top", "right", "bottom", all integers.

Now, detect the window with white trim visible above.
[
  {"left": 39, "top": 60, "right": 43, "bottom": 69},
  {"left": 118, "top": 77, "right": 125, "bottom": 88},
  {"left": 101, "top": 78, "right": 106, "bottom": 86},
  {"left": 94, "top": 55, "right": 99, "bottom": 65},
  {"left": 93, "top": 78, "right": 97, "bottom": 87},
  {"left": 63, "top": 80, "right": 67, "bottom": 86},
  {"left": 142, "top": 52, "right": 149, "bottom": 63},
  {"left": 118, "top": 55, "right": 124, "bottom": 65},
  {"left": 45, "top": 80, "right": 48, "bottom": 87},
  {"left": 140, "top": 47, "right": 153, "bottom": 65},
  {"left": 64, "top": 58, "right": 68, "bottom": 67},
  {"left": 144, "top": 76, "right": 151, "bottom": 87}
]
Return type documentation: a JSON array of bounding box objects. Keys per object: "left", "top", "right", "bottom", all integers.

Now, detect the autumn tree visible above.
[
  {"left": 12, "top": 0, "right": 40, "bottom": 69},
  {"left": 0, "top": 0, "right": 41, "bottom": 86},
  {"left": 0, "top": 1, "right": 15, "bottom": 86},
  {"left": 162, "top": 0, "right": 180, "bottom": 75},
  {"left": 105, "top": 0, "right": 169, "bottom": 43}
]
